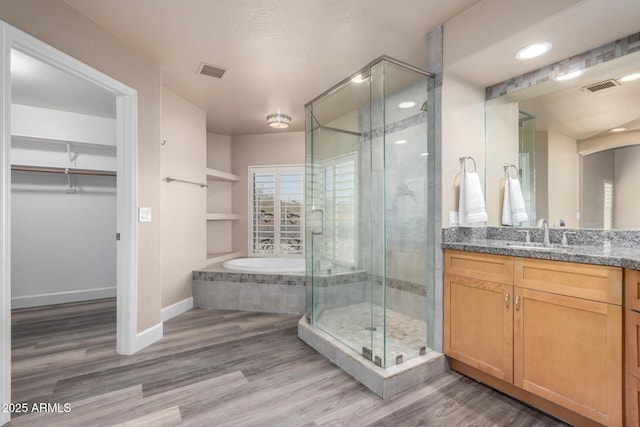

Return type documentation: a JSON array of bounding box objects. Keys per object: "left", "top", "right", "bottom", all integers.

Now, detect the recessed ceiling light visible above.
[
  {"left": 394, "top": 140, "right": 407, "bottom": 144},
  {"left": 420, "top": 152, "right": 429, "bottom": 157},
  {"left": 555, "top": 70, "right": 584, "bottom": 81},
  {"left": 515, "top": 42, "right": 552, "bottom": 60},
  {"left": 619, "top": 72, "right": 640, "bottom": 83},
  {"left": 611, "top": 127, "right": 627, "bottom": 132},
  {"left": 398, "top": 101, "right": 415, "bottom": 109}
]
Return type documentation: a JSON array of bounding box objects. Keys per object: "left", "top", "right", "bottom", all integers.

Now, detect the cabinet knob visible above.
[
  {"left": 505, "top": 293, "right": 510, "bottom": 309},
  {"left": 515, "top": 296, "right": 520, "bottom": 311}
]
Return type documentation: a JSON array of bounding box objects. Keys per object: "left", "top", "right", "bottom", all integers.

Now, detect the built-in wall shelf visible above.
[
  {"left": 206, "top": 168, "right": 238, "bottom": 182},
  {"left": 206, "top": 213, "right": 239, "bottom": 221},
  {"left": 206, "top": 251, "right": 241, "bottom": 265}
]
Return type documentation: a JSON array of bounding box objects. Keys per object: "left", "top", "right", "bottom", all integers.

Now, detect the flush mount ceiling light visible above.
[
  {"left": 398, "top": 101, "right": 415, "bottom": 109},
  {"left": 267, "top": 113, "right": 291, "bottom": 129},
  {"left": 555, "top": 69, "right": 584, "bottom": 81},
  {"left": 611, "top": 127, "right": 627, "bottom": 132},
  {"left": 351, "top": 74, "right": 369, "bottom": 83},
  {"left": 619, "top": 72, "right": 640, "bottom": 83},
  {"left": 394, "top": 140, "right": 407, "bottom": 144},
  {"left": 515, "top": 42, "right": 552, "bottom": 60}
]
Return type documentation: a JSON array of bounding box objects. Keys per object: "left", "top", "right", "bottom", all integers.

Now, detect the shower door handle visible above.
[{"left": 312, "top": 208, "right": 324, "bottom": 235}]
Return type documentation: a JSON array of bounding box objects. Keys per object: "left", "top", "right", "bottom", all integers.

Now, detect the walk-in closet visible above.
[{"left": 10, "top": 48, "right": 117, "bottom": 309}]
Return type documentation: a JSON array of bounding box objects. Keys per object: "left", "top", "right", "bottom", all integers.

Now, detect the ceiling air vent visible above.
[
  {"left": 197, "top": 62, "right": 227, "bottom": 79},
  {"left": 582, "top": 79, "right": 620, "bottom": 93}
]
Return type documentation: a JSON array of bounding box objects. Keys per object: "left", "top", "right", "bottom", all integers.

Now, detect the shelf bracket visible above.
[{"left": 67, "top": 142, "right": 77, "bottom": 164}]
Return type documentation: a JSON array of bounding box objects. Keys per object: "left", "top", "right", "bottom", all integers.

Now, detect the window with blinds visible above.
[
  {"left": 320, "top": 153, "right": 357, "bottom": 266},
  {"left": 249, "top": 166, "right": 304, "bottom": 256}
]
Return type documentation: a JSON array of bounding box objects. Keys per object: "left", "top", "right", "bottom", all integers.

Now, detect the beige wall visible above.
[
  {"left": 547, "top": 130, "right": 579, "bottom": 227},
  {"left": 160, "top": 88, "right": 206, "bottom": 308},
  {"left": 0, "top": 0, "right": 162, "bottom": 331},
  {"left": 614, "top": 145, "right": 640, "bottom": 229},
  {"left": 231, "top": 132, "right": 305, "bottom": 256},
  {"left": 440, "top": 71, "right": 486, "bottom": 227},
  {"left": 485, "top": 98, "right": 519, "bottom": 226}
]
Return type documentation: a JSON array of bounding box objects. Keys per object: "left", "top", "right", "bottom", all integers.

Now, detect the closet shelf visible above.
[
  {"left": 12, "top": 134, "right": 117, "bottom": 150},
  {"left": 206, "top": 251, "right": 241, "bottom": 265},
  {"left": 206, "top": 213, "right": 239, "bottom": 221},
  {"left": 206, "top": 168, "right": 238, "bottom": 182}
]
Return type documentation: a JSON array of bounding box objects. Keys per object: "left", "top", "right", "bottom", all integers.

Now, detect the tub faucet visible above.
[{"left": 537, "top": 218, "right": 550, "bottom": 247}]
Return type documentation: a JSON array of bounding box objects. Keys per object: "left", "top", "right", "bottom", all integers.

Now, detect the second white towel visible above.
[{"left": 502, "top": 177, "right": 528, "bottom": 226}]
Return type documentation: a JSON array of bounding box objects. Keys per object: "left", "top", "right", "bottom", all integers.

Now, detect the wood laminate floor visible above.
[{"left": 9, "top": 299, "right": 567, "bottom": 426}]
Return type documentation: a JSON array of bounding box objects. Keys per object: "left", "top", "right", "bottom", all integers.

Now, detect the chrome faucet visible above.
[
  {"left": 554, "top": 218, "right": 566, "bottom": 227},
  {"left": 537, "top": 218, "right": 550, "bottom": 246}
]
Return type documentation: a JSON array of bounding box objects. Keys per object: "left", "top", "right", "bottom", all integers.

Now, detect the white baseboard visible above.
[
  {"left": 131, "top": 322, "right": 163, "bottom": 354},
  {"left": 11, "top": 287, "right": 117, "bottom": 309},
  {"left": 161, "top": 296, "right": 193, "bottom": 322}
]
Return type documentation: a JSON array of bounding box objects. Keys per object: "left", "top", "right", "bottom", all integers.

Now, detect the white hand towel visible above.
[
  {"left": 502, "top": 178, "right": 512, "bottom": 226},
  {"left": 458, "top": 173, "right": 467, "bottom": 226},
  {"left": 460, "top": 172, "right": 487, "bottom": 224},
  {"left": 508, "top": 177, "right": 528, "bottom": 224}
]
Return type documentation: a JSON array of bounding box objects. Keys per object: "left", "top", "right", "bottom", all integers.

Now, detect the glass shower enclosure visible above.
[{"left": 304, "top": 57, "right": 435, "bottom": 369}]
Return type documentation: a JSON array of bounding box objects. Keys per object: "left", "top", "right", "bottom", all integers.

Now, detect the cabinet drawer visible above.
[
  {"left": 514, "top": 258, "right": 622, "bottom": 305},
  {"left": 627, "top": 270, "right": 640, "bottom": 312},
  {"left": 444, "top": 250, "right": 513, "bottom": 285}
]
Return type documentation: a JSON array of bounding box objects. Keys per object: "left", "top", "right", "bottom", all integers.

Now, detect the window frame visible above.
[{"left": 248, "top": 164, "right": 305, "bottom": 257}]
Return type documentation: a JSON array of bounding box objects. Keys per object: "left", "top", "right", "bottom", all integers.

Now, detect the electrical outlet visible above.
[
  {"left": 139, "top": 207, "right": 152, "bottom": 223},
  {"left": 449, "top": 211, "right": 459, "bottom": 227}
]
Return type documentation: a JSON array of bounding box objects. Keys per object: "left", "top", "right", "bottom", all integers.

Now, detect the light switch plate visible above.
[{"left": 139, "top": 207, "right": 152, "bottom": 223}]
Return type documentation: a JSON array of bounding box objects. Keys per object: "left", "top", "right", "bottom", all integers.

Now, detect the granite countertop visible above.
[{"left": 442, "top": 239, "right": 640, "bottom": 270}]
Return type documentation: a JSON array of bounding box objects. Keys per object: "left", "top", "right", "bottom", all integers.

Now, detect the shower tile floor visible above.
[{"left": 315, "top": 302, "right": 427, "bottom": 366}]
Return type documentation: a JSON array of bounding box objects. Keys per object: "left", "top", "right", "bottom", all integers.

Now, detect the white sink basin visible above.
[{"left": 506, "top": 244, "right": 565, "bottom": 253}]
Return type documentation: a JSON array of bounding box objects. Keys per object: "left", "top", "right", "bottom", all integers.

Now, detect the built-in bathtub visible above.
[
  {"left": 192, "top": 257, "right": 307, "bottom": 314},
  {"left": 222, "top": 257, "right": 305, "bottom": 274}
]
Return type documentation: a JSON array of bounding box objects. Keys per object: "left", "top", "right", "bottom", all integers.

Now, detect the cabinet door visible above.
[
  {"left": 514, "top": 287, "right": 622, "bottom": 426},
  {"left": 628, "top": 309, "right": 640, "bottom": 380},
  {"left": 627, "top": 269, "right": 640, "bottom": 312},
  {"left": 444, "top": 273, "right": 513, "bottom": 382},
  {"left": 627, "top": 374, "right": 640, "bottom": 427}
]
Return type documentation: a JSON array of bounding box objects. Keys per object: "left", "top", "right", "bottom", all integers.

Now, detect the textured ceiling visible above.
[{"left": 64, "top": 0, "right": 481, "bottom": 135}]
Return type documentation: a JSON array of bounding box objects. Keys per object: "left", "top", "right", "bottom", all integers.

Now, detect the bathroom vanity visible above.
[{"left": 442, "top": 233, "right": 640, "bottom": 426}]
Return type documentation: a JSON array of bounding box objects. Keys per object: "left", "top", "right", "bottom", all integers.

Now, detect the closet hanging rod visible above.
[
  {"left": 11, "top": 165, "right": 116, "bottom": 177},
  {"left": 165, "top": 177, "right": 208, "bottom": 188}
]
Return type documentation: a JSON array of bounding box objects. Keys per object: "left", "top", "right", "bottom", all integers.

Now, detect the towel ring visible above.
[
  {"left": 503, "top": 163, "right": 519, "bottom": 179},
  {"left": 459, "top": 156, "right": 477, "bottom": 173}
]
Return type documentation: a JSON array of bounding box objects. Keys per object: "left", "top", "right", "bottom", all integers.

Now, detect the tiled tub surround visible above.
[
  {"left": 193, "top": 266, "right": 306, "bottom": 314},
  {"left": 442, "top": 227, "right": 640, "bottom": 269}
]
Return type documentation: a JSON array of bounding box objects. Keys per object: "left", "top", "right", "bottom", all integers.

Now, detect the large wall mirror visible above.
[{"left": 485, "top": 43, "right": 640, "bottom": 229}]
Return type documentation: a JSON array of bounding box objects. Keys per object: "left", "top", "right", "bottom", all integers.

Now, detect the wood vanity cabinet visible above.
[
  {"left": 444, "top": 251, "right": 514, "bottom": 382},
  {"left": 444, "top": 250, "right": 623, "bottom": 426},
  {"left": 626, "top": 269, "right": 640, "bottom": 426}
]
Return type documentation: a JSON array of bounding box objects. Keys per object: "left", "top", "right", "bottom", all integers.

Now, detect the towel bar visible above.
[
  {"left": 503, "top": 163, "right": 519, "bottom": 179},
  {"left": 459, "top": 156, "right": 477, "bottom": 173}
]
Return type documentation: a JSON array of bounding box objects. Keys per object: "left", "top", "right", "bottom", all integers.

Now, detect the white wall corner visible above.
[
  {"left": 161, "top": 296, "right": 193, "bottom": 322},
  {"left": 131, "top": 322, "right": 163, "bottom": 354}
]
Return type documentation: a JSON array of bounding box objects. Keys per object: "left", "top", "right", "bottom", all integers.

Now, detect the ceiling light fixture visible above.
[
  {"left": 555, "top": 70, "right": 584, "bottom": 81},
  {"left": 515, "top": 42, "right": 552, "bottom": 60},
  {"left": 420, "top": 152, "right": 429, "bottom": 157},
  {"left": 395, "top": 140, "right": 407, "bottom": 145},
  {"left": 619, "top": 72, "right": 640, "bottom": 83},
  {"left": 611, "top": 127, "right": 627, "bottom": 132},
  {"left": 351, "top": 74, "right": 369, "bottom": 83},
  {"left": 398, "top": 101, "right": 415, "bottom": 109},
  {"left": 267, "top": 113, "right": 291, "bottom": 129}
]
